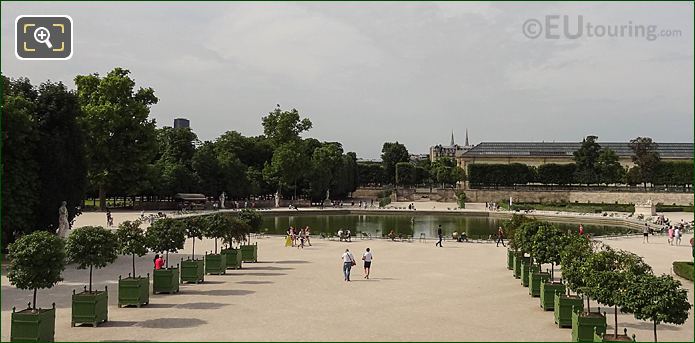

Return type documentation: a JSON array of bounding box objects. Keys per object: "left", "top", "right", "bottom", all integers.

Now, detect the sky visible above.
[{"left": 2, "top": 2, "right": 693, "bottom": 159}]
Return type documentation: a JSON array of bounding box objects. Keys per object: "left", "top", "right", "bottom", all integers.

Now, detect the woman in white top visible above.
[
  {"left": 362, "top": 248, "right": 373, "bottom": 279},
  {"left": 341, "top": 249, "right": 355, "bottom": 282}
]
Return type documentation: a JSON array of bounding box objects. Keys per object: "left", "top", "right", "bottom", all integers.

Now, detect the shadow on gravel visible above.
[
  {"left": 237, "top": 280, "right": 273, "bottom": 285},
  {"left": 185, "top": 289, "right": 255, "bottom": 297},
  {"left": 273, "top": 260, "right": 310, "bottom": 264},
  {"left": 175, "top": 302, "right": 228, "bottom": 310},
  {"left": 137, "top": 318, "right": 206, "bottom": 329}
]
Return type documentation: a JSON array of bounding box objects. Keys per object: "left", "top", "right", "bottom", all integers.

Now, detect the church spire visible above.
[
  {"left": 465, "top": 129, "right": 469, "bottom": 146},
  {"left": 450, "top": 130, "right": 455, "bottom": 146}
]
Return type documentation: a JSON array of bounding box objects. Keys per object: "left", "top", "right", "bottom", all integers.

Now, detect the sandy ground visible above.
[{"left": 2, "top": 213, "right": 693, "bottom": 341}]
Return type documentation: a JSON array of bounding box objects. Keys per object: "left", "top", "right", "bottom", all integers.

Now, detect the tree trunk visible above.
[
  {"left": 192, "top": 238, "right": 195, "bottom": 259},
  {"left": 214, "top": 239, "right": 218, "bottom": 254},
  {"left": 586, "top": 296, "right": 591, "bottom": 313},
  {"left": 550, "top": 262, "right": 554, "bottom": 281},
  {"left": 165, "top": 251, "right": 169, "bottom": 268},
  {"left": 33, "top": 288, "right": 37, "bottom": 310},
  {"left": 99, "top": 184, "right": 106, "bottom": 211},
  {"left": 653, "top": 321, "right": 657, "bottom": 342},
  {"left": 89, "top": 265, "right": 93, "bottom": 292},
  {"left": 614, "top": 305, "right": 618, "bottom": 337},
  {"left": 132, "top": 254, "right": 136, "bottom": 276}
]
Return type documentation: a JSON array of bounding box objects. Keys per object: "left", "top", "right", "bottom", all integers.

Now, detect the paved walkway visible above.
[{"left": 2, "top": 231, "right": 692, "bottom": 341}]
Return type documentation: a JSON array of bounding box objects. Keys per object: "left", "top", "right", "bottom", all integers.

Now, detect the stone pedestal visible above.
[{"left": 634, "top": 200, "right": 656, "bottom": 216}]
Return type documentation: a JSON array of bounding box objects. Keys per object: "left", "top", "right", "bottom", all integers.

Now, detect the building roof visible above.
[{"left": 460, "top": 142, "right": 693, "bottom": 159}]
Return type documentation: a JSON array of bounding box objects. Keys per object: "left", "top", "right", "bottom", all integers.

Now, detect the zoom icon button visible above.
[{"left": 16, "top": 15, "right": 73, "bottom": 60}]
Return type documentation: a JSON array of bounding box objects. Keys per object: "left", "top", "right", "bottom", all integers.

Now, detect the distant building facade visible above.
[
  {"left": 456, "top": 142, "right": 694, "bottom": 171},
  {"left": 174, "top": 118, "right": 190, "bottom": 129},
  {"left": 429, "top": 129, "right": 474, "bottom": 162}
]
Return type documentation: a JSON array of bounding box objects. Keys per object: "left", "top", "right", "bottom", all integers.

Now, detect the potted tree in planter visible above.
[
  {"left": 505, "top": 214, "right": 530, "bottom": 271},
  {"left": 569, "top": 243, "right": 613, "bottom": 341},
  {"left": 555, "top": 234, "right": 591, "bottom": 328},
  {"left": 203, "top": 213, "right": 228, "bottom": 275},
  {"left": 515, "top": 221, "right": 540, "bottom": 286},
  {"left": 511, "top": 219, "right": 536, "bottom": 279},
  {"left": 220, "top": 217, "right": 250, "bottom": 270},
  {"left": 586, "top": 248, "right": 651, "bottom": 341},
  {"left": 115, "top": 220, "right": 150, "bottom": 307},
  {"left": 65, "top": 226, "right": 118, "bottom": 327},
  {"left": 146, "top": 218, "right": 186, "bottom": 294},
  {"left": 180, "top": 216, "right": 205, "bottom": 283},
  {"left": 532, "top": 223, "right": 564, "bottom": 304},
  {"left": 237, "top": 209, "right": 261, "bottom": 263},
  {"left": 8, "top": 231, "right": 65, "bottom": 342},
  {"left": 621, "top": 273, "right": 691, "bottom": 343}
]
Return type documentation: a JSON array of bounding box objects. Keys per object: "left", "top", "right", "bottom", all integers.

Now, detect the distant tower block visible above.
[{"left": 174, "top": 118, "right": 190, "bottom": 129}]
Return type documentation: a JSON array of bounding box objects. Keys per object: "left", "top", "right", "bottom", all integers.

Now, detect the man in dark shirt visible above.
[{"left": 436, "top": 225, "right": 443, "bottom": 247}]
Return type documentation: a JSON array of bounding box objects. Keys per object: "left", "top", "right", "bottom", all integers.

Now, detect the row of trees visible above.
[
  {"left": 2, "top": 69, "right": 358, "bottom": 249},
  {"left": 506, "top": 216, "right": 690, "bottom": 342}
]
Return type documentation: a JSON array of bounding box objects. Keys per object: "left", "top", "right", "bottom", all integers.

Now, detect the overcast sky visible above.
[{"left": 2, "top": 2, "right": 693, "bottom": 159}]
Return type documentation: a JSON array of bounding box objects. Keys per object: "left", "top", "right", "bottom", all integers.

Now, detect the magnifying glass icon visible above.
[{"left": 33, "top": 27, "right": 52, "bottom": 49}]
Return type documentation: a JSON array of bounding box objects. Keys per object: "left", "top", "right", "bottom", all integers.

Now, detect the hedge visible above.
[{"left": 672, "top": 261, "right": 694, "bottom": 281}]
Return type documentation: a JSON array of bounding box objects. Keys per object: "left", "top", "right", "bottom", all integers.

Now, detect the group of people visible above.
[
  {"left": 337, "top": 228, "right": 352, "bottom": 242},
  {"left": 340, "top": 248, "right": 372, "bottom": 281},
  {"left": 285, "top": 226, "right": 312, "bottom": 248},
  {"left": 485, "top": 202, "right": 500, "bottom": 211}
]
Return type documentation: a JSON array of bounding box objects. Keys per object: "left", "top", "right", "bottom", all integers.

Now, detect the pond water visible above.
[{"left": 260, "top": 214, "right": 635, "bottom": 239}]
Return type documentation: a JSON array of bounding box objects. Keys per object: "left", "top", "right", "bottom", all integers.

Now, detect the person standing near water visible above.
[
  {"left": 643, "top": 223, "right": 650, "bottom": 243},
  {"left": 362, "top": 248, "right": 373, "bottom": 279},
  {"left": 436, "top": 225, "right": 443, "bottom": 247},
  {"left": 496, "top": 226, "right": 506, "bottom": 247},
  {"left": 341, "top": 249, "right": 356, "bottom": 281}
]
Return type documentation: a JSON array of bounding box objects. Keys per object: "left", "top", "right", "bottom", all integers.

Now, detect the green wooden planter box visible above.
[
  {"left": 181, "top": 259, "right": 205, "bottom": 283},
  {"left": 540, "top": 282, "right": 565, "bottom": 311},
  {"left": 571, "top": 311, "right": 606, "bottom": 342},
  {"left": 11, "top": 304, "right": 55, "bottom": 342},
  {"left": 595, "top": 329, "right": 635, "bottom": 342},
  {"left": 513, "top": 253, "right": 528, "bottom": 279},
  {"left": 529, "top": 271, "right": 550, "bottom": 297},
  {"left": 554, "top": 293, "right": 583, "bottom": 328},
  {"left": 205, "top": 253, "right": 226, "bottom": 275},
  {"left": 240, "top": 243, "right": 258, "bottom": 263},
  {"left": 221, "top": 248, "right": 242, "bottom": 269},
  {"left": 118, "top": 275, "right": 149, "bottom": 307},
  {"left": 71, "top": 288, "right": 108, "bottom": 327},
  {"left": 521, "top": 263, "right": 539, "bottom": 287},
  {"left": 507, "top": 249, "right": 514, "bottom": 270},
  {"left": 153, "top": 266, "right": 180, "bottom": 294}
]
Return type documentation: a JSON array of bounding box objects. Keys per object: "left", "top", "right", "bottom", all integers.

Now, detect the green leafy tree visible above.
[
  {"left": 504, "top": 214, "right": 534, "bottom": 251},
  {"left": 116, "top": 220, "right": 148, "bottom": 277},
  {"left": 531, "top": 223, "right": 565, "bottom": 280},
  {"left": 537, "top": 163, "right": 576, "bottom": 185},
  {"left": 183, "top": 216, "right": 205, "bottom": 258},
  {"left": 145, "top": 218, "right": 186, "bottom": 268},
  {"left": 261, "top": 107, "right": 312, "bottom": 147},
  {"left": 65, "top": 226, "right": 119, "bottom": 292},
  {"left": 573, "top": 135, "right": 601, "bottom": 185},
  {"left": 513, "top": 220, "right": 542, "bottom": 256},
  {"left": 237, "top": 209, "right": 262, "bottom": 236},
  {"left": 584, "top": 248, "right": 652, "bottom": 337},
  {"left": 153, "top": 127, "right": 199, "bottom": 196},
  {"left": 381, "top": 142, "right": 409, "bottom": 184},
  {"left": 629, "top": 137, "right": 661, "bottom": 188},
  {"left": 357, "top": 162, "right": 386, "bottom": 186},
  {"left": 263, "top": 141, "right": 307, "bottom": 199},
  {"left": 596, "top": 148, "right": 624, "bottom": 185},
  {"left": 621, "top": 274, "right": 691, "bottom": 342},
  {"left": 203, "top": 213, "right": 230, "bottom": 254},
  {"left": 395, "top": 162, "right": 417, "bottom": 186},
  {"left": 7, "top": 231, "right": 66, "bottom": 310},
  {"left": 221, "top": 216, "right": 251, "bottom": 248},
  {"left": 559, "top": 234, "right": 593, "bottom": 302},
  {"left": 74, "top": 68, "right": 158, "bottom": 210},
  {"left": 309, "top": 143, "right": 344, "bottom": 200}
]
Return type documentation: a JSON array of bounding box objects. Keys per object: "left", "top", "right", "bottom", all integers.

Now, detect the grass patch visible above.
[
  {"left": 500, "top": 202, "right": 634, "bottom": 213},
  {"left": 673, "top": 261, "right": 694, "bottom": 281}
]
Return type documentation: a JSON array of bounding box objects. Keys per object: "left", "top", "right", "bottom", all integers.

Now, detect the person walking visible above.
[
  {"left": 298, "top": 227, "right": 306, "bottom": 249},
  {"left": 154, "top": 254, "right": 165, "bottom": 270},
  {"left": 436, "top": 225, "right": 443, "bottom": 247},
  {"left": 496, "top": 226, "right": 506, "bottom": 247},
  {"left": 643, "top": 223, "right": 650, "bottom": 243},
  {"left": 305, "top": 226, "right": 312, "bottom": 246},
  {"left": 362, "top": 248, "right": 373, "bottom": 279},
  {"left": 674, "top": 226, "right": 682, "bottom": 246},
  {"left": 341, "top": 249, "right": 356, "bottom": 282},
  {"left": 668, "top": 226, "right": 674, "bottom": 245}
]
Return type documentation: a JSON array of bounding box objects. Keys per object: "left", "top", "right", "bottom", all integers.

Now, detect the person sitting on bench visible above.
[{"left": 457, "top": 232, "right": 469, "bottom": 242}]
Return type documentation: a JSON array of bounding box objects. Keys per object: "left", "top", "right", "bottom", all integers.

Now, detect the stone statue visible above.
[
  {"left": 219, "top": 192, "right": 226, "bottom": 209},
  {"left": 274, "top": 190, "right": 280, "bottom": 208},
  {"left": 56, "top": 201, "right": 70, "bottom": 238},
  {"left": 325, "top": 189, "right": 330, "bottom": 201}
]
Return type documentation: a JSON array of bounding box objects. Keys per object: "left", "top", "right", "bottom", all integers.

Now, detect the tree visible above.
[
  {"left": 65, "top": 226, "right": 119, "bottom": 292},
  {"left": 116, "top": 220, "right": 148, "bottom": 277},
  {"left": 431, "top": 157, "right": 463, "bottom": 187},
  {"left": 309, "top": 143, "right": 344, "bottom": 200},
  {"left": 622, "top": 274, "right": 691, "bottom": 342},
  {"left": 153, "top": 127, "right": 198, "bottom": 196},
  {"left": 264, "top": 141, "right": 307, "bottom": 199},
  {"left": 584, "top": 248, "right": 652, "bottom": 337},
  {"left": 596, "top": 148, "right": 624, "bottom": 185},
  {"left": 559, "top": 234, "right": 593, "bottom": 303},
  {"left": 7, "top": 231, "right": 65, "bottom": 310},
  {"left": 357, "top": 162, "right": 386, "bottom": 186},
  {"left": 629, "top": 137, "right": 661, "bottom": 188},
  {"left": 513, "top": 220, "right": 542, "bottom": 256},
  {"left": 237, "top": 209, "right": 262, "bottom": 242},
  {"left": 531, "top": 223, "right": 565, "bottom": 280},
  {"left": 395, "top": 162, "right": 416, "bottom": 186},
  {"left": 573, "top": 135, "right": 601, "bottom": 185},
  {"left": 505, "top": 214, "right": 534, "bottom": 251},
  {"left": 183, "top": 216, "right": 205, "bottom": 258},
  {"left": 145, "top": 218, "right": 186, "bottom": 268},
  {"left": 381, "top": 142, "right": 409, "bottom": 184},
  {"left": 1, "top": 76, "right": 40, "bottom": 248},
  {"left": 537, "top": 163, "right": 576, "bottom": 185},
  {"left": 203, "top": 213, "right": 230, "bottom": 254},
  {"left": 261, "top": 107, "right": 312, "bottom": 147},
  {"left": 221, "top": 217, "right": 251, "bottom": 248},
  {"left": 75, "top": 68, "right": 158, "bottom": 210}
]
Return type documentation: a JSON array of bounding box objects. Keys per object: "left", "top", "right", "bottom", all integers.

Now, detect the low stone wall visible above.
[
  {"left": 393, "top": 188, "right": 457, "bottom": 202},
  {"left": 464, "top": 189, "right": 693, "bottom": 206}
]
